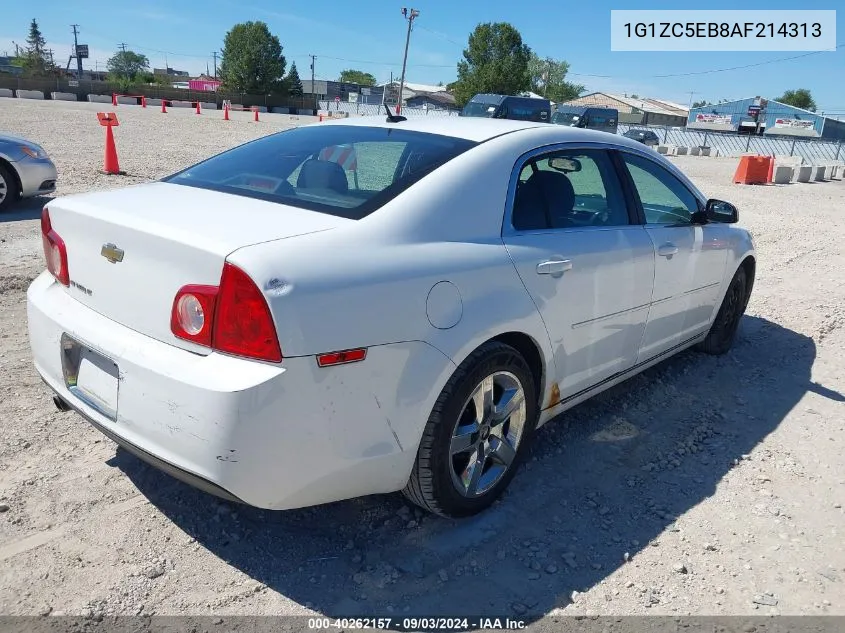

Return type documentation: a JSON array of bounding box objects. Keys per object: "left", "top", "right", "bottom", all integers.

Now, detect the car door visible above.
[
  {"left": 502, "top": 146, "right": 655, "bottom": 401},
  {"left": 616, "top": 150, "right": 728, "bottom": 362}
]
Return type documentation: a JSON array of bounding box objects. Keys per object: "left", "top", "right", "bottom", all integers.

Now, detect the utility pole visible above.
[
  {"left": 397, "top": 7, "right": 420, "bottom": 114},
  {"left": 686, "top": 90, "right": 698, "bottom": 110},
  {"left": 543, "top": 60, "right": 552, "bottom": 98},
  {"left": 118, "top": 43, "right": 127, "bottom": 53},
  {"left": 211, "top": 51, "right": 218, "bottom": 79},
  {"left": 71, "top": 25, "right": 83, "bottom": 78},
  {"left": 309, "top": 54, "right": 317, "bottom": 110}
]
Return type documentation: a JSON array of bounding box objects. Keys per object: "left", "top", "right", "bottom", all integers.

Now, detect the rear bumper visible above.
[
  {"left": 51, "top": 388, "right": 244, "bottom": 504},
  {"left": 27, "top": 271, "right": 446, "bottom": 510}
]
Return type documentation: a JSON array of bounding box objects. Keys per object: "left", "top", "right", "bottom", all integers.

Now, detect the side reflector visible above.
[{"left": 316, "top": 348, "right": 367, "bottom": 368}]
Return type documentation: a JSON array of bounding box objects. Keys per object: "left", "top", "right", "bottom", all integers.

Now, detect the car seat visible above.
[
  {"left": 513, "top": 169, "right": 576, "bottom": 230},
  {"left": 296, "top": 158, "right": 349, "bottom": 194}
]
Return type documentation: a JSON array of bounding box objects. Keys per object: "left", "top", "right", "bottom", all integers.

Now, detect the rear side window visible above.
[{"left": 164, "top": 126, "right": 476, "bottom": 219}]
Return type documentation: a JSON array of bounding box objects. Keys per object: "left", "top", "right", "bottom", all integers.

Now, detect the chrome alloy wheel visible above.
[
  {"left": 0, "top": 172, "right": 7, "bottom": 205},
  {"left": 449, "top": 371, "right": 527, "bottom": 497}
]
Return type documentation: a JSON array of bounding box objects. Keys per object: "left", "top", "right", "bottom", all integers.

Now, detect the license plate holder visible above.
[{"left": 60, "top": 333, "right": 119, "bottom": 421}]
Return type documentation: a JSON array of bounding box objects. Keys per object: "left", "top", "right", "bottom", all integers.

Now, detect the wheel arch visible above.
[
  {"left": 0, "top": 157, "right": 22, "bottom": 198},
  {"left": 446, "top": 330, "right": 550, "bottom": 413},
  {"left": 739, "top": 254, "right": 756, "bottom": 310}
]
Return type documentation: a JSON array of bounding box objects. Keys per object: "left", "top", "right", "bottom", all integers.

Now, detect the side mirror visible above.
[{"left": 705, "top": 198, "right": 739, "bottom": 223}]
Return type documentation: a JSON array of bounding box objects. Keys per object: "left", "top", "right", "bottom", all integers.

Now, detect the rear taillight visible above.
[
  {"left": 213, "top": 263, "right": 282, "bottom": 363},
  {"left": 41, "top": 208, "right": 69, "bottom": 286},
  {"left": 170, "top": 285, "right": 217, "bottom": 347},
  {"left": 170, "top": 263, "right": 282, "bottom": 363}
]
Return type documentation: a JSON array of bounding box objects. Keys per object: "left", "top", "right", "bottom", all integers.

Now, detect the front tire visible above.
[
  {"left": 403, "top": 341, "right": 538, "bottom": 518},
  {"left": 697, "top": 266, "right": 748, "bottom": 355},
  {"left": 0, "top": 163, "right": 20, "bottom": 212}
]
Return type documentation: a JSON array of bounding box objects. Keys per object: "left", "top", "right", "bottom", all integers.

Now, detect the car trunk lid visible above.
[{"left": 46, "top": 181, "right": 347, "bottom": 354}]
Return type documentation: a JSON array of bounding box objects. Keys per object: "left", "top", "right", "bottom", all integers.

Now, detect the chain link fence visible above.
[
  {"left": 318, "top": 101, "right": 457, "bottom": 118},
  {"left": 618, "top": 123, "right": 843, "bottom": 164}
]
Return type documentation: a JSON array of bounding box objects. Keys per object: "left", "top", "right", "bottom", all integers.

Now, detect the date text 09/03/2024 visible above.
[{"left": 307, "top": 617, "right": 527, "bottom": 630}]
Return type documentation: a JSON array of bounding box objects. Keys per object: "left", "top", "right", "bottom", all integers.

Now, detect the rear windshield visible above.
[
  {"left": 163, "top": 125, "right": 477, "bottom": 219},
  {"left": 552, "top": 111, "right": 581, "bottom": 125},
  {"left": 461, "top": 100, "right": 500, "bottom": 117}
]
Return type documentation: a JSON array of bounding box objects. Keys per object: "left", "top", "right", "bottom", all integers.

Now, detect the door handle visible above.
[
  {"left": 536, "top": 259, "right": 573, "bottom": 275},
  {"left": 657, "top": 243, "right": 679, "bottom": 257}
]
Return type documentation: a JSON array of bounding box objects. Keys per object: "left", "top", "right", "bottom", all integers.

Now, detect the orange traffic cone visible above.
[
  {"left": 195, "top": 101, "right": 201, "bottom": 115},
  {"left": 161, "top": 100, "right": 167, "bottom": 113},
  {"left": 223, "top": 105, "right": 229, "bottom": 121},
  {"left": 103, "top": 126, "right": 121, "bottom": 175},
  {"left": 766, "top": 155, "right": 774, "bottom": 183},
  {"left": 111, "top": 93, "right": 117, "bottom": 106},
  {"left": 253, "top": 108, "right": 259, "bottom": 122}
]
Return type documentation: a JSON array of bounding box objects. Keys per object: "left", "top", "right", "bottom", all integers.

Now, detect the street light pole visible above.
[{"left": 397, "top": 7, "right": 419, "bottom": 114}]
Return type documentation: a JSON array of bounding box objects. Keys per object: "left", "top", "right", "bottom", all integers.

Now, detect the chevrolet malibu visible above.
[{"left": 27, "top": 117, "right": 755, "bottom": 517}]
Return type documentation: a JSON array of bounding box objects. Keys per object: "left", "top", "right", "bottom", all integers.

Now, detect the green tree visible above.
[
  {"left": 776, "top": 88, "right": 816, "bottom": 112},
  {"left": 286, "top": 62, "right": 303, "bottom": 96},
  {"left": 691, "top": 100, "right": 710, "bottom": 109},
  {"left": 338, "top": 69, "right": 377, "bottom": 86},
  {"left": 220, "top": 21, "right": 286, "bottom": 93},
  {"left": 527, "top": 53, "right": 584, "bottom": 103},
  {"left": 453, "top": 22, "right": 531, "bottom": 107},
  {"left": 106, "top": 50, "right": 150, "bottom": 80},
  {"left": 21, "top": 18, "right": 50, "bottom": 76}
]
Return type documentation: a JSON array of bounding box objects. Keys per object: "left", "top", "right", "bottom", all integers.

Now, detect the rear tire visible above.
[
  {"left": 402, "top": 341, "right": 538, "bottom": 518},
  {"left": 696, "top": 266, "right": 748, "bottom": 355},
  {"left": 0, "top": 163, "right": 20, "bottom": 212}
]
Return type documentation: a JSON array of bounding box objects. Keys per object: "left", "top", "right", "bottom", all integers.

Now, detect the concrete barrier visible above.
[
  {"left": 170, "top": 100, "right": 193, "bottom": 108},
  {"left": 0, "top": 88, "right": 13, "bottom": 98},
  {"left": 689, "top": 147, "right": 701, "bottom": 156},
  {"left": 252, "top": 105, "right": 268, "bottom": 113},
  {"left": 675, "top": 146, "right": 689, "bottom": 156},
  {"left": 201, "top": 102, "right": 217, "bottom": 110},
  {"left": 796, "top": 166, "right": 813, "bottom": 183},
  {"left": 271, "top": 106, "right": 290, "bottom": 114},
  {"left": 814, "top": 165, "right": 829, "bottom": 181},
  {"left": 116, "top": 95, "right": 140, "bottom": 105},
  {"left": 146, "top": 98, "right": 162, "bottom": 107},
  {"left": 87, "top": 94, "right": 112, "bottom": 103},
  {"left": 297, "top": 108, "right": 315, "bottom": 116},
  {"left": 773, "top": 165, "right": 794, "bottom": 184},
  {"left": 51, "top": 92, "right": 77, "bottom": 101},
  {"left": 16, "top": 90, "right": 44, "bottom": 100}
]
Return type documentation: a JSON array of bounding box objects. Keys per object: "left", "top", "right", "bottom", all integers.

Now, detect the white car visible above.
[{"left": 27, "top": 116, "right": 755, "bottom": 518}]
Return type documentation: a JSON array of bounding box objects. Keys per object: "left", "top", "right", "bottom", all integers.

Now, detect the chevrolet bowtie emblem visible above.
[{"left": 101, "top": 243, "right": 124, "bottom": 263}]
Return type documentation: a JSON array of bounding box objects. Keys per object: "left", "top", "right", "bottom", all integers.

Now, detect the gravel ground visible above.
[{"left": 1, "top": 99, "right": 844, "bottom": 624}]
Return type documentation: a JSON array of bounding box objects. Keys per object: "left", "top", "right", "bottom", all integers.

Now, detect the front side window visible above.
[
  {"left": 164, "top": 126, "right": 476, "bottom": 220},
  {"left": 619, "top": 152, "right": 700, "bottom": 224},
  {"left": 512, "top": 149, "right": 630, "bottom": 231}
]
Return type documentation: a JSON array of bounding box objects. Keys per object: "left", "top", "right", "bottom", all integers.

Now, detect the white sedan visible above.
[{"left": 27, "top": 116, "right": 755, "bottom": 517}]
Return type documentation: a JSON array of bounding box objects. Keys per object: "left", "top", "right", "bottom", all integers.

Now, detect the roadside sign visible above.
[
  {"left": 382, "top": 83, "right": 400, "bottom": 106},
  {"left": 76, "top": 44, "right": 89, "bottom": 59},
  {"left": 361, "top": 87, "right": 371, "bottom": 96},
  {"left": 334, "top": 96, "right": 340, "bottom": 103},
  {"left": 348, "top": 92, "right": 358, "bottom": 103},
  {"left": 68, "top": 79, "right": 79, "bottom": 88},
  {"left": 97, "top": 112, "right": 119, "bottom": 127}
]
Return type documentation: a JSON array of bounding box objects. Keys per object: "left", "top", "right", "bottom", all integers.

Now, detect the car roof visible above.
[{"left": 317, "top": 115, "right": 550, "bottom": 142}]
